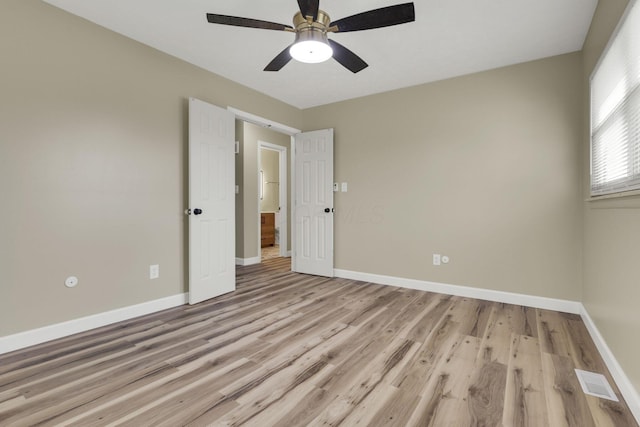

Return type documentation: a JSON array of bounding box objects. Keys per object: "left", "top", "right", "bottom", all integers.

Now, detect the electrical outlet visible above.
[
  {"left": 150, "top": 264, "right": 159, "bottom": 279},
  {"left": 433, "top": 254, "right": 441, "bottom": 266}
]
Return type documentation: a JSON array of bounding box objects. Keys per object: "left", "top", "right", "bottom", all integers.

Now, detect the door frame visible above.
[
  {"left": 228, "top": 107, "right": 301, "bottom": 270},
  {"left": 258, "top": 141, "right": 288, "bottom": 259}
]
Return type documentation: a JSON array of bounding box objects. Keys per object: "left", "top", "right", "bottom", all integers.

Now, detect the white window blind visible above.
[{"left": 590, "top": 0, "right": 640, "bottom": 196}]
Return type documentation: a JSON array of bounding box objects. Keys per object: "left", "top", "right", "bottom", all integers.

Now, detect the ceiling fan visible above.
[{"left": 206, "top": 1, "right": 415, "bottom": 73}]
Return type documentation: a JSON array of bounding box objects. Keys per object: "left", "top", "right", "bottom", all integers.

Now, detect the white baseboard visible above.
[
  {"left": 334, "top": 269, "right": 582, "bottom": 314},
  {"left": 580, "top": 306, "right": 640, "bottom": 422},
  {"left": 0, "top": 293, "right": 188, "bottom": 355},
  {"left": 235, "top": 254, "right": 290, "bottom": 265},
  {"left": 235, "top": 257, "right": 260, "bottom": 266}
]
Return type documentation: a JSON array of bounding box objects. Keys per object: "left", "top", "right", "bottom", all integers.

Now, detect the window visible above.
[{"left": 590, "top": 0, "right": 640, "bottom": 196}]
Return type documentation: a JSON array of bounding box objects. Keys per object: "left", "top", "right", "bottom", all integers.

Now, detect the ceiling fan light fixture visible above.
[
  {"left": 289, "top": 30, "right": 333, "bottom": 64},
  {"left": 207, "top": 2, "right": 415, "bottom": 72}
]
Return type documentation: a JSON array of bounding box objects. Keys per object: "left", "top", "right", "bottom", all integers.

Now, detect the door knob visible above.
[
  {"left": 324, "top": 208, "right": 331, "bottom": 213},
  {"left": 194, "top": 208, "right": 203, "bottom": 215}
]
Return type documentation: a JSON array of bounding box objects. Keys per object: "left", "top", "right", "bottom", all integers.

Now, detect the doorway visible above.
[
  {"left": 258, "top": 142, "right": 288, "bottom": 261},
  {"left": 230, "top": 107, "right": 335, "bottom": 276},
  {"left": 230, "top": 107, "right": 298, "bottom": 268}
]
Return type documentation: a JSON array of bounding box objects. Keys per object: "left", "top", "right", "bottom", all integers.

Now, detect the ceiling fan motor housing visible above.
[
  {"left": 290, "top": 10, "right": 333, "bottom": 63},
  {"left": 292, "top": 9, "right": 332, "bottom": 31}
]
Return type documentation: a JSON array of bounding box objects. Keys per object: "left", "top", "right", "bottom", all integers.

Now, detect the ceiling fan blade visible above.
[
  {"left": 330, "top": 2, "right": 415, "bottom": 33},
  {"left": 297, "top": 0, "right": 320, "bottom": 20},
  {"left": 328, "top": 39, "right": 368, "bottom": 73},
  {"left": 264, "top": 45, "right": 294, "bottom": 71},
  {"left": 206, "top": 14, "right": 293, "bottom": 31}
]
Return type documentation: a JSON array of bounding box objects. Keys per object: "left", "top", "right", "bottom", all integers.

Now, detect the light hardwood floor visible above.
[
  {"left": 261, "top": 245, "right": 280, "bottom": 261},
  {"left": 0, "top": 258, "right": 637, "bottom": 426}
]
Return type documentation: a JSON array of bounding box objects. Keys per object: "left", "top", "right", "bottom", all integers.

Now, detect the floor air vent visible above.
[{"left": 575, "top": 369, "right": 619, "bottom": 401}]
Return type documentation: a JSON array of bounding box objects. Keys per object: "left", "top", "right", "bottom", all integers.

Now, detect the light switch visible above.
[
  {"left": 150, "top": 264, "right": 159, "bottom": 279},
  {"left": 235, "top": 185, "right": 240, "bottom": 194},
  {"left": 341, "top": 182, "right": 348, "bottom": 192}
]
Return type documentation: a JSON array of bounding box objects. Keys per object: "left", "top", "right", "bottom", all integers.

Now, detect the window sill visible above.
[{"left": 586, "top": 189, "right": 640, "bottom": 202}]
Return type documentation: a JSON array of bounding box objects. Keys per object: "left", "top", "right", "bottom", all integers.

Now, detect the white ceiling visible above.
[{"left": 42, "top": 0, "right": 597, "bottom": 109}]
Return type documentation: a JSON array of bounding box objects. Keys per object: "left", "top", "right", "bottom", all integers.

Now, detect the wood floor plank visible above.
[
  {"left": 104, "top": 360, "right": 256, "bottom": 426},
  {"left": 212, "top": 321, "right": 359, "bottom": 422},
  {"left": 537, "top": 309, "right": 574, "bottom": 358},
  {"left": 0, "top": 258, "right": 637, "bottom": 426},
  {"left": 164, "top": 324, "right": 279, "bottom": 370},
  {"left": 0, "top": 395, "right": 27, "bottom": 414},
  {"left": 271, "top": 294, "right": 428, "bottom": 426},
  {"left": 411, "top": 335, "right": 481, "bottom": 427},
  {"left": 269, "top": 387, "right": 332, "bottom": 426},
  {"left": 64, "top": 359, "right": 253, "bottom": 426},
  {"left": 237, "top": 381, "right": 323, "bottom": 427},
  {"left": 467, "top": 356, "right": 508, "bottom": 426},
  {"left": 375, "top": 316, "right": 462, "bottom": 426},
  {"left": 54, "top": 330, "right": 272, "bottom": 425},
  {"left": 542, "top": 352, "right": 597, "bottom": 427},
  {"left": 445, "top": 297, "right": 494, "bottom": 338},
  {"left": 4, "top": 361, "right": 179, "bottom": 426},
  {"left": 339, "top": 383, "right": 401, "bottom": 427},
  {"left": 0, "top": 319, "right": 167, "bottom": 373},
  {"left": 505, "top": 305, "right": 538, "bottom": 338},
  {"left": 18, "top": 337, "right": 205, "bottom": 400},
  {"left": 503, "top": 334, "right": 549, "bottom": 427},
  {"left": 317, "top": 294, "right": 433, "bottom": 394},
  {"left": 0, "top": 339, "right": 138, "bottom": 399},
  {"left": 306, "top": 336, "right": 417, "bottom": 427},
  {"left": 477, "top": 303, "right": 518, "bottom": 365},
  {"left": 391, "top": 310, "right": 460, "bottom": 389},
  {"left": 255, "top": 305, "right": 351, "bottom": 347},
  {"left": 213, "top": 347, "right": 336, "bottom": 425},
  {"left": 404, "top": 295, "right": 453, "bottom": 343}
]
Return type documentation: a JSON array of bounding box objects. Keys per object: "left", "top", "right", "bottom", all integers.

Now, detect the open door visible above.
[
  {"left": 293, "top": 129, "right": 334, "bottom": 277},
  {"left": 188, "top": 98, "right": 235, "bottom": 304}
]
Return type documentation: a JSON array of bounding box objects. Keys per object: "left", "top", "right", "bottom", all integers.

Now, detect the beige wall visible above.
[
  {"left": 0, "top": 0, "right": 301, "bottom": 336},
  {"left": 240, "top": 123, "right": 292, "bottom": 259},
  {"left": 259, "top": 149, "right": 279, "bottom": 213},
  {"left": 304, "top": 53, "right": 584, "bottom": 300},
  {"left": 582, "top": 0, "right": 640, "bottom": 393}
]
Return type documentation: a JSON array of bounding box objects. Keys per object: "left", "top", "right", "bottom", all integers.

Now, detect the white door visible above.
[
  {"left": 293, "top": 129, "right": 334, "bottom": 277},
  {"left": 188, "top": 98, "right": 235, "bottom": 304}
]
